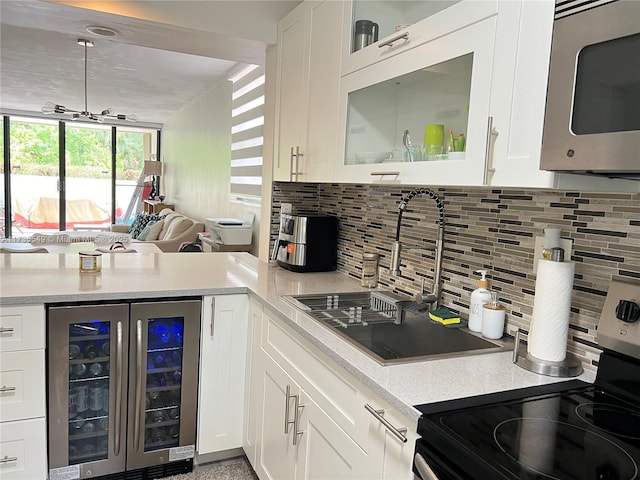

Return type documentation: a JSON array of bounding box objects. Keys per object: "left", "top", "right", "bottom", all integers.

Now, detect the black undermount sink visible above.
[{"left": 283, "top": 291, "right": 512, "bottom": 365}]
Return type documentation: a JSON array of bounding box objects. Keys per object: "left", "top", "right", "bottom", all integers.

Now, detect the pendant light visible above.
[{"left": 42, "top": 39, "right": 138, "bottom": 123}]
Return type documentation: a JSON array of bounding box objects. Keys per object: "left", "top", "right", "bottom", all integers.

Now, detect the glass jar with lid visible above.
[{"left": 361, "top": 253, "right": 380, "bottom": 288}]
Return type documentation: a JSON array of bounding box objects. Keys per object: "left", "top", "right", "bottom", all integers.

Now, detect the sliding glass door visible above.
[
  {"left": 2, "top": 115, "right": 158, "bottom": 237},
  {"left": 65, "top": 123, "right": 113, "bottom": 232},
  {"left": 9, "top": 117, "right": 60, "bottom": 234}
]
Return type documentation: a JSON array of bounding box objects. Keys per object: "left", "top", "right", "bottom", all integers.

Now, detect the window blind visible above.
[{"left": 230, "top": 64, "right": 264, "bottom": 200}]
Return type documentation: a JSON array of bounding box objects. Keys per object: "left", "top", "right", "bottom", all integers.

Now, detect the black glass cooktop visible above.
[{"left": 417, "top": 384, "right": 640, "bottom": 480}]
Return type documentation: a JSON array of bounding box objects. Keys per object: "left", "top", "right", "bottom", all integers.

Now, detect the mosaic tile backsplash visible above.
[{"left": 272, "top": 182, "right": 640, "bottom": 372}]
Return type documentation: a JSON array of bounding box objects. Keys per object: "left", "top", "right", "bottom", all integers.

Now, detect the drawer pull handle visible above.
[
  {"left": 0, "top": 456, "right": 18, "bottom": 463},
  {"left": 0, "top": 386, "right": 16, "bottom": 392},
  {"left": 370, "top": 171, "right": 400, "bottom": 177},
  {"left": 378, "top": 32, "right": 409, "bottom": 48},
  {"left": 0, "top": 327, "right": 14, "bottom": 333},
  {"left": 365, "top": 403, "right": 407, "bottom": 443}
]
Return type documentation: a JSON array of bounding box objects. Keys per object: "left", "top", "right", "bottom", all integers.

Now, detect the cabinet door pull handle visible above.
[
  {"left": 210, "top": 297, "right": 216, "bottom": 338},
  {"left": 0, "top": 327, "right": 14, "bottom": 333},
  {"left": 0, "top": 385, "right": 16, "bottom": 392},
  {"left": 289, "top": 146, "right": 303, "bottom": 181},
  {"left": 414, "top": 453, "right": 440, "bottom": 480},
  {"left": 134, "top": 320, "right": 143, "bottom": 452},
  {"left": 114, "top": 321, "right": 123, "bottom": 456},
  {"left": 0, "top": 456, "right": 18, "bottom": 464},
  {"left": 370, "top": 171, "right": 400, "bottom": 177},
  {"left": 378, "top": 32, "right": 409, "bottom": 48},
  {"left": 292, "top": 394, "right": 305, "bottom": 446},
  {"left": 483, "top": 116, "right": 498, "bottom": 185},
  {"left": 284, "top": 384, "right": 295, "bottom": 434},
  {"left": 295, "top": 146, "right": 303, "bottom": 180},
  {"left": 365, "top": 403, "right": 408, "bottom": 443}
]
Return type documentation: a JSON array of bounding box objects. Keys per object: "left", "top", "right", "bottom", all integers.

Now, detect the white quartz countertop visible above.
[{"left": 0, "top": 252, "right": 595, "bottom": 423}]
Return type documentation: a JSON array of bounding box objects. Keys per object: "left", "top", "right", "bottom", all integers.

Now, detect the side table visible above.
[{"left": 144, "top": 200, "right": 174, "bottom": 214}]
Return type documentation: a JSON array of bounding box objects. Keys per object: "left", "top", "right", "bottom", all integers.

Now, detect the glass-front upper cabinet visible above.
[
  {"left": 340, "top": 0, "right": 497, "bottom": 76},
  {"left": 336, "top": 13, "right": 498, "bottom": 186},
  {"left": 345, "top": 53, "right": 472, "bottom": 166}
]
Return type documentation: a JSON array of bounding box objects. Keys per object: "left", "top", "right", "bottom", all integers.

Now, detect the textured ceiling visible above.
[{"left": 0, "top": 0, "right": 301, "bottom": 125}]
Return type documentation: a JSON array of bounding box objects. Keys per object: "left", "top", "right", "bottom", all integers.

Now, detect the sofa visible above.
[{"left": 110, "top": 209, "right": 204, "bottom": 252}]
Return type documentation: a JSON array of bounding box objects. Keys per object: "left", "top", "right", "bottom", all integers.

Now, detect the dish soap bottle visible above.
[{"left": 469, "top": 270, "right": 491, "bottom": 332}]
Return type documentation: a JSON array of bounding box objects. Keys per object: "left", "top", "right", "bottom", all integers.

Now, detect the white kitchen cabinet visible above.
[
  {"left": 272, "top": 0, "right": 343, "bottom": 183},
  {"left": 255, "top": 354, "right": 299, "bottom": 480},
  {"left": 0, "top": 304, "right": 47, "bottom": 480},
  {"left": 255, "top": 348, "right": 369, "bottom": 480},
  {"left": 250, "top": 301, "right": 417, "bottom": 480},
  {"left": 196, "top": 294, "right": 249, "bottom": 455},
  {"left": 242, "top": 296, "right": 262, "bottom": 467},
  {"left": 0, "top": 418, "right": 47, "bottom": 480},
  {"left": 337, "top": 14, "right": 497, "bottom": 186}
]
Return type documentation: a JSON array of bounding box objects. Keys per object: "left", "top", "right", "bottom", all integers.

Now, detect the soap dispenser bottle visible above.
[{"left": 469, "top": 270, "right": 491, "bottom": 332}]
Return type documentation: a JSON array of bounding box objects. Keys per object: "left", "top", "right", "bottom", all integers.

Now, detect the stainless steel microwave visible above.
[{"left": 541, "top": 0, "right": 640, "bottom": 178}]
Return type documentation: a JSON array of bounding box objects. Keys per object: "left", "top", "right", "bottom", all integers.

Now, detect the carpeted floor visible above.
[{"left": 165, "top": 456, "right": 259, "bottom": 480}]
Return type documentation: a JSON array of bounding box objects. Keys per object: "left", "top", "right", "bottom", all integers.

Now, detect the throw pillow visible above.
[
  {"left": 163, "top": 218, "right": 193, "bottom": 240},
  {"left": 158, "top": 213, "right": 181, "bottom": 239},
  {"left": 144, "top": 219, "right": 165, "bottom": 241},
  {"left": 129, "top": 213, "right": 165, "bottom": 239},
  {"left": 136, "top": 222, "right": 155, "bottom": 241}
]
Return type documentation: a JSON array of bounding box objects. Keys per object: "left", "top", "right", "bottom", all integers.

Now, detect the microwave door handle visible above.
[{"left": 414, "top": 453, "right": 441, "bottom": 480}]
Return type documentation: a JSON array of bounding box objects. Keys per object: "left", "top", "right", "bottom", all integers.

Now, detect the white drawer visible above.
[
  {"left": 0, "top": 350, "right": 46, "bottom": 422},
  {"left": 0, "top": 417, "right": 47, "bottom": 480},
  {"left": 0, "top": 305, "right": 45, "bottom": 352}
]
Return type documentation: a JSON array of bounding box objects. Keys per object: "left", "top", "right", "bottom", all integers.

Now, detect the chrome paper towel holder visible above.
[{"left": 513, "top": 330, "right": 583, "bottom": 377}]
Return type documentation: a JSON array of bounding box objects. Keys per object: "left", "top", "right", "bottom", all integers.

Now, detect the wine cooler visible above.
[{"left": 47, "top": 299, "right": 201, "bottom": 479}]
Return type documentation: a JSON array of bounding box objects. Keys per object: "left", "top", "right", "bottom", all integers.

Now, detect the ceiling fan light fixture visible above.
[{"left": 41, "top": 38, "right": 137, "bottom": 123}]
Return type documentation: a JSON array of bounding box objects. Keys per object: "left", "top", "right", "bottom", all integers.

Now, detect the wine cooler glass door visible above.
[
  {"left": 145, "top": 316, "right": 184, "bottom": 451},
  {"left": 48, "top": 304, "right": 129, "bottom": 479},
  {"left": 127, "top": 300, "right": 200, "bottom": 470}
]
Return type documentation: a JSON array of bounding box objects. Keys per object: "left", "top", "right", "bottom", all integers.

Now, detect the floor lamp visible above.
[{"left": 144, "top": 161, "right": 163, "bottom": 200}]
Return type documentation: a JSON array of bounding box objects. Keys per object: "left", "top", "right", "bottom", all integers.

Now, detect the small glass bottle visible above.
[{"left": 361, "top": 253, "right": 379, "bottom": 288}]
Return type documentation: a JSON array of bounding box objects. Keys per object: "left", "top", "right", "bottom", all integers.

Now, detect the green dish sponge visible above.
[{"left": 428, "top": 307, "right": 461, "bottom": 325}]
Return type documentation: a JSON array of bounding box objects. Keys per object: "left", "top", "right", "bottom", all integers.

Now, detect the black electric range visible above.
[{"left": 413, "top": 280, "right": 640, "bottom": 480}]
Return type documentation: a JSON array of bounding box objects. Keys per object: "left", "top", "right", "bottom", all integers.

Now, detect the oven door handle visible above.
[{"left": 414, "top": 452, "right": 441, "bottom": 480}]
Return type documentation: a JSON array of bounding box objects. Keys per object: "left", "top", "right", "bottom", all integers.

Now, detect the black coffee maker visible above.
[{"left": 354, "top": 20, "right": 379, "bottom": 51}]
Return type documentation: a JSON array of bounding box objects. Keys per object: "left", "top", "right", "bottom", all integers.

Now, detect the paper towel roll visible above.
[{"left": 528, "top": 259, "right": 575, "bottom": 361}]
